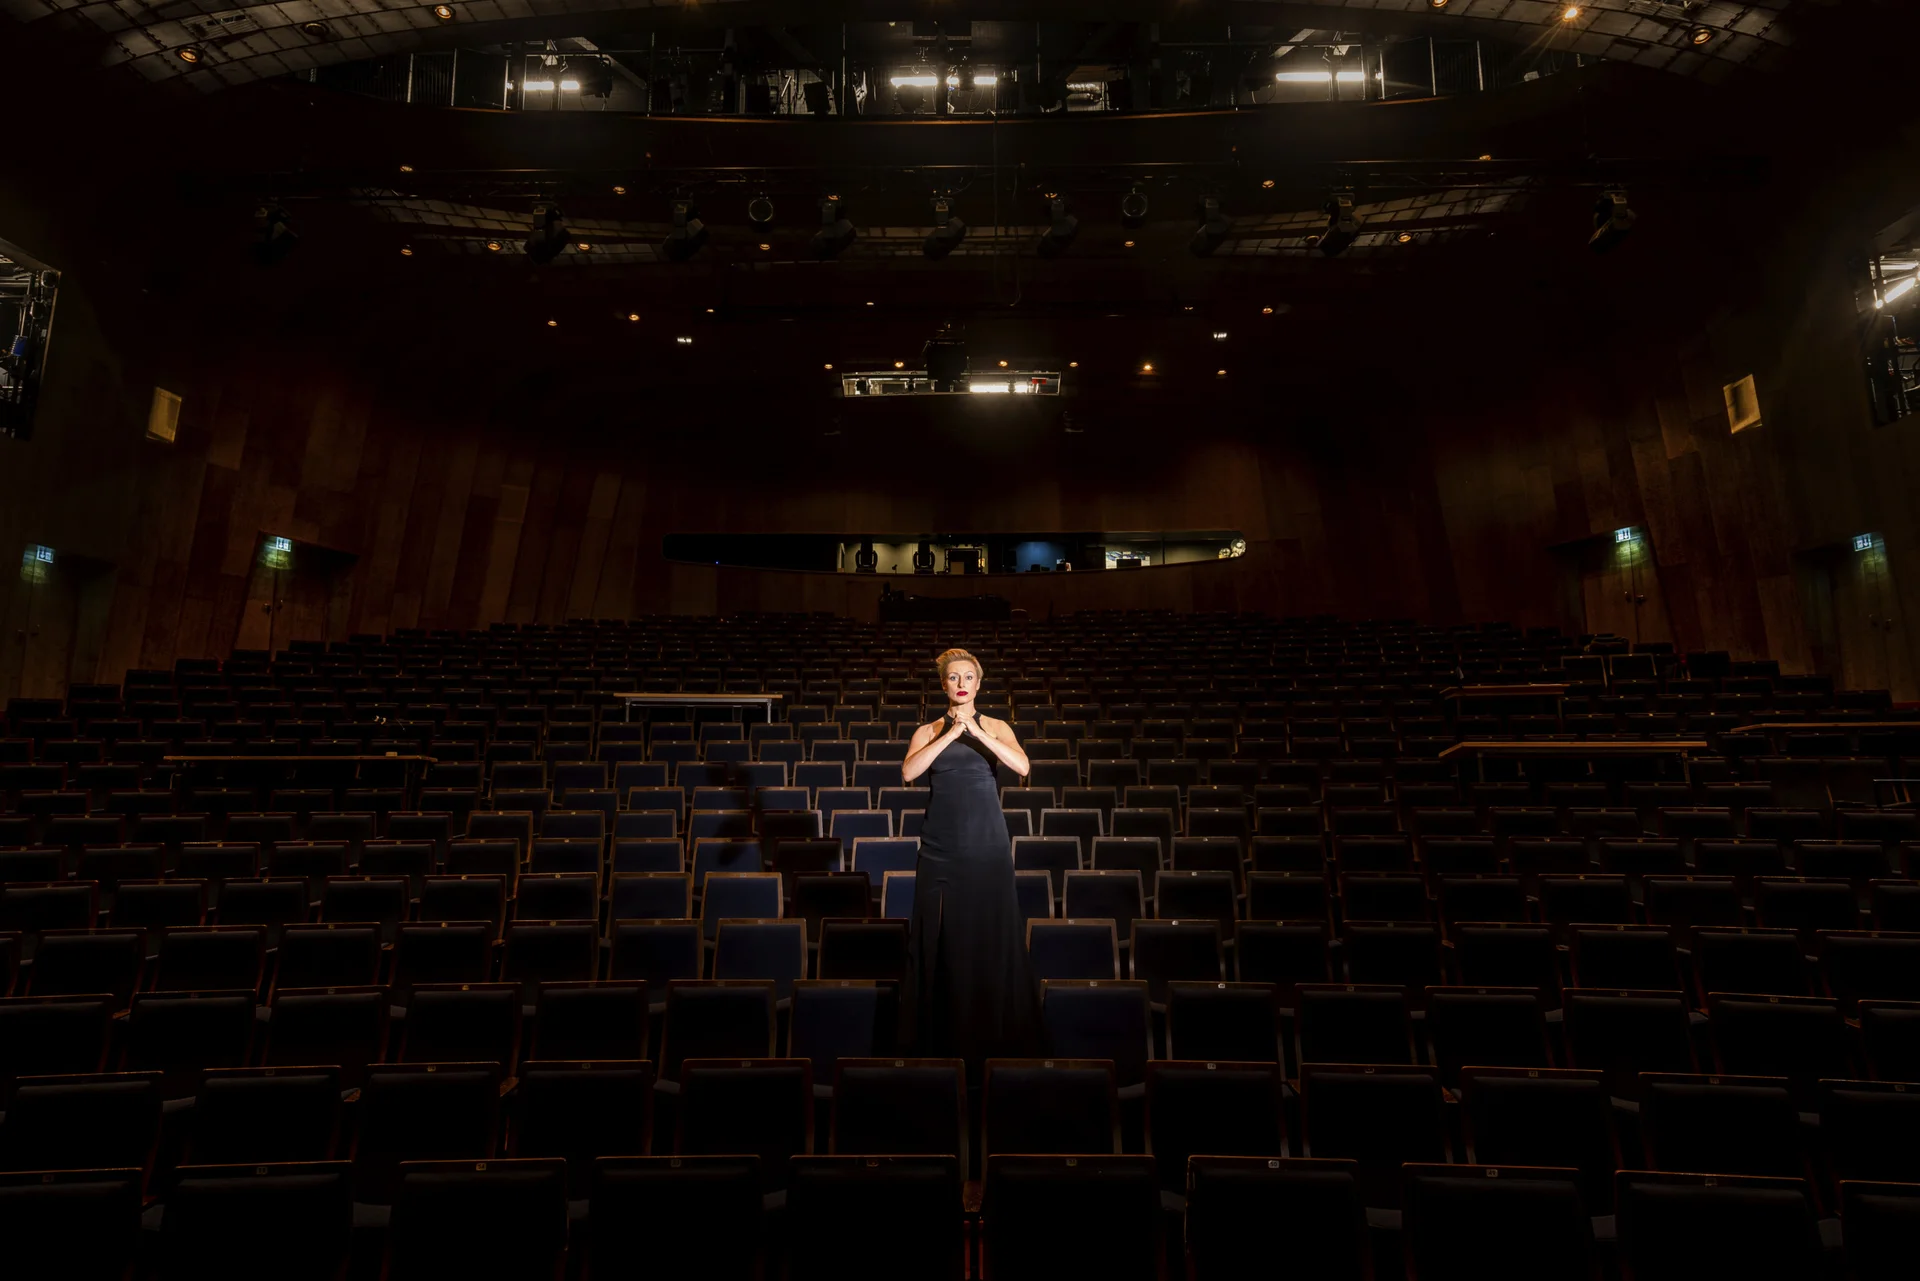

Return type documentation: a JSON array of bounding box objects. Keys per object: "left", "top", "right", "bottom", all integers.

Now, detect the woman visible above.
[{"left": 899, "top": 648, "right": 1040, "bottom": 1073}]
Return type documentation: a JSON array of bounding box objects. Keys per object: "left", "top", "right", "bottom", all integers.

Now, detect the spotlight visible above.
[
  {"left": 1317, "top": 192, "right": 1360, "bottom": 257},
  {"left": 251, "top": 204, "right": 298, "bottom": 266},
  {"left": 524, "top": 204, "right": 568, "bottom": 265},
  {"left": 1120, "top": 187, "right": 1149, "bottom": 228},
  {"left": 812, "top": 197, "right": 856, "bottom": 260},
  {"left": 1188, "top": 196, "right": 1230, "bottom": 257},
  {"left": 432, "top": 4, "right": 454, "bottom": 19},
  {"left": 1688, "top": 26, "right": 1714, "bottom": 45},
  {"left": 177, "top": 46, "right": 204, "bottom": 64},
  {"left": 924, "top": 197, "right": 967, "bottom": 259},
  {"left": 577, "top": 242, "right": 591, "bottom": 251},
  {"left": 1589, "top": 189, "right": 1635, "bottom": 254},
  {"left": 924, "top": 326, "right": 968, "bottom": 391},
  {"left": 1036, "top": 197, "right": 1079, "bottom": 259},
  {"left": 1397, "top": 231, "right": 1414, "bottom": 244},
  {"left": 1561, "top": 5, "right": 1580, "bottom": 21},
  {"left": 662, "top": 199, "right": 708, "bottom": 262},
  {"left": 854, "top": 541, "right": 878, "bottom": 573},
  {"left": 747, "top": 196, "right": 775, "bottom": 225},
  {"left": 485, "top": 240, "right": 501, "bottom": 252}
]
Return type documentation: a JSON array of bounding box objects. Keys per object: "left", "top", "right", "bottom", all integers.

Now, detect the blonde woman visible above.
[{"left": 899, "top": 648, "right": 1039, "bottom": 1072}]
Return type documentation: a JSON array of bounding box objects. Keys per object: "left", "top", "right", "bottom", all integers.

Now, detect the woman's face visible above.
[{"left": 943, "top": 660, "right": 981, "bottom": 706}]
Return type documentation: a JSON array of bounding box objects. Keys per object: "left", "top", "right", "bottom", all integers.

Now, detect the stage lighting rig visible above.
[
  {"left": 924, "top": 197, "right": 968, "bottom": 259},
  {"left": 252, "top": 204, "right": 298, "bottom": 266},
  {"left": 1120, "top": 187, "right": 1150, "bottom": 228},
  {"left": 662, "top": 200, "right": 708, "bottom": 262},
  {"left": 1189, "top": 196, "right": 1230, "bottom": 257},
  {"left": 813, "top": 197, "right": 856, "bottom": 260},
  {"left": 525, "top": 204, "right": 568, "bottom": 265},
  {"left": 1037, "top": 197, "right": 1079, "bottom": 259},
  {"left": 1589, "top": 189, "right": 1636, "bottom": 254},
  {"left": 922, "top": 325, "right": 968, "bottom": 391},
  {"left": 1317, "top": 192, "right": 1361, "bottom": 257}
]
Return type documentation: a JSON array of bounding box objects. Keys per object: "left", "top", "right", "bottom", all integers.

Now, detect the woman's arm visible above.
[
  {"left": 901, "top": 717, "right": 965, "bottom": 783},
  {"left": 968, "top": 716, "right": 1030, "bottom": 777}
]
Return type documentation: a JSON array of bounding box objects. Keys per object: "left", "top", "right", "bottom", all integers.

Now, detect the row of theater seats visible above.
[
  {"left": 4, "top": 988, "right": 1919, "bottom": 1278},
  {"left": 16, "top": 1153, "right": 1913, "bottom": 1280}
]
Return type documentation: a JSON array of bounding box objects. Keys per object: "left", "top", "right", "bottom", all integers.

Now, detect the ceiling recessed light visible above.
[
  {"left": 1211, "top": 330, "right": 1228, "bottom": 341},
  {"left": 705, "top": 308, "right": 714, "bottom": 314},
  {"left": 1216, "top": 369, "right": 1227, "bottom": 377},
  {"left": 1689, "top": 26, "right": 1714, "bottom": 45},
  {"left": 1478, "top": 153, "right": 1493, "bottom": 161},
  {"left": 399, "top": 164, "right": 414, "bottom": 174},
  {"left": 1261, "top": 179, "right": 1274, "bottom": 189},
  {"left": 627, "top": 313, "right": 639, "bottom": 321},
  {"left": 1068, "top": 361, "right": 1079, "bottom": 368},
  {"left": 485, "top": 240, "right": 501, "bottom": 252},
  {"left": 177, "top": 45, "right": 203, "bottom": 63},
  {"left": 893, "top": 361, "right": 905, "bottom": 369},
  {"left": 1429, "top": 0, "right": 1450, "bottom": 8},
  {"left": 1397, "top": 232, "right": 1414, "bottom": 243},
  {"left": 998, "top": 360, "right": 1009, "bottom": 367},
  {"left": 432, "top": 4, "right": 454, "bottom": 19},
  {"left": 1141, "top": 363, "right": 1155, "bottom": 374},
  {"left": 612, "top": 185, "right": 627, "bottom": 195},
  {"left": 546, "top": 319, "right": 557, "bottom": 327},
  {"left": 865, "top": 301, "right": 875, "bottom": 306},
  {"left": 1261, "top": 306, "right": 1274, "bottom": 315},
  {"left": 1562, "top": 5, "right": 1580, "bottom": 21},
  {"left": 676, "top": 336, "right": 693, "bottom": 345},
  {"left": 1124, "top": 239, "right": 1136, "bottom": 248},
  {"left": 399, "top": 245, "right": 413, "bottom": 256},
  {"left": 298, "top": 20, "right": 329, "bottom": 38},
  {"left": 824, "top": 363, "right": 833, "bottom": 370},
  {"left": 759, "top": 243, "right": 770, "bottom": 251}
]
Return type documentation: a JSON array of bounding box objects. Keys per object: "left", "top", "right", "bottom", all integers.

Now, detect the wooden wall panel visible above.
[{"left": 7, "top": 242, "right": 1920, "bottom": 701}]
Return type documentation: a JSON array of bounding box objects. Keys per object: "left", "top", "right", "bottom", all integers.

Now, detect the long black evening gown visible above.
[{"left": 904, "top": 722, "right": 1041, "bottom": 1076}]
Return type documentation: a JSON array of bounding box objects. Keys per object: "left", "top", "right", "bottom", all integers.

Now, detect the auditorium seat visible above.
[
  {"left": 787, "top": 1155, "right": 964, "bottom": 1281},
  {"left": 1458, "top": 1067, "right": 1618, "bottom": 1212},
  {"left": 1402, "top": 1163, "right": 1594, "bottom": 1281},
  {"left": 0, "top": 1167, "right": 143, "bottom": 1281},
  {"left": 385, "top": 1158, "right": 568, "bottom": 1279},
  {"left": 0, "top": 1071, "right": 161, "bottom": 1176},
  {"left": 158, "top": 1162, "right": 352, "bottom": 1281},
  {"left": 186, "top": 1066, "right": 341, "bottom": 1164},
  {"left": 1616, "top": 1171, "right": 1821, "bottom": 1281},
  {"left": 591, "top": 1154, "right": 762, "bottom": 1278},
  {"left": 263, "top": 986, "right": 387, "bottom": 1085},
  {"left": 1184, "top": 1156, "right": 1368, "bottom": 1281},
  {"left": 981, "top": 1155, "right": 1162, "bottom": 1281},
  {"left": 678, "top": 1059, "right": 813, "bottom": 1192}
]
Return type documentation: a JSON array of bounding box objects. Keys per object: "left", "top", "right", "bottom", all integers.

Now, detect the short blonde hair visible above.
[{"left": 933, "top": 648, "right": 985, "bottom": 683}]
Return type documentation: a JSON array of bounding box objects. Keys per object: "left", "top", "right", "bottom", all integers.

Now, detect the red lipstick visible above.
[{"left": 955, "top": 691, "right": 970, "bottom": 698}]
